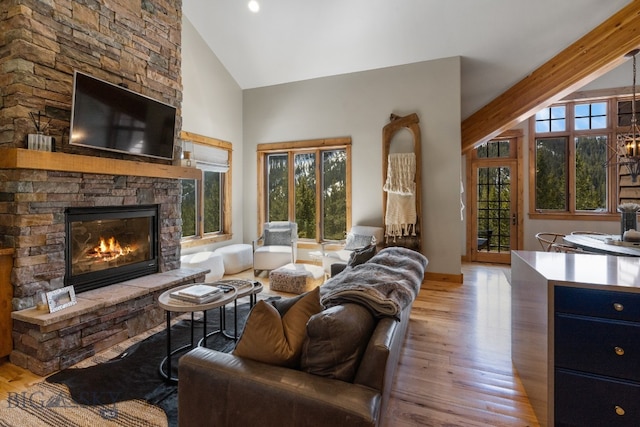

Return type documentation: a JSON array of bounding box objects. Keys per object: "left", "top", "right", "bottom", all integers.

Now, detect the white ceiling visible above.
[{"left": 183, "top": 0, "right": 632, "bottom": 119}]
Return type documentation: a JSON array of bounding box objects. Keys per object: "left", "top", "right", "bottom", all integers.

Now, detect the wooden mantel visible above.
[{"left": 0, "top": 148, "right": 202, "bottom": 180}]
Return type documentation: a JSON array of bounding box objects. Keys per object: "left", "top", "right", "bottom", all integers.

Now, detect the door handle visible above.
[{"left": 512, "top": 213, "right": 517, "bottom": 225}]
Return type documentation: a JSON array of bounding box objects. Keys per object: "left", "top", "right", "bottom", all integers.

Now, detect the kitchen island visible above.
[{"left": 511, "top": 250, "right": 640, "bottom": 427}]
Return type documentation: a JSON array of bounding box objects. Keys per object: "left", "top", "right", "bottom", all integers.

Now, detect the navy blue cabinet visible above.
[{"left": 554, "top": 286, "right": 640, "bottom": 426}]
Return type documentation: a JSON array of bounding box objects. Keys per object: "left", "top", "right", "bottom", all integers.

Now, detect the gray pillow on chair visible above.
[{"left": 264, "top": 229, "right": 292, "bottom": 246}]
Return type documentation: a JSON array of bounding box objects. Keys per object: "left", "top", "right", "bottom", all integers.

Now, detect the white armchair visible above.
[
  {"left": 321, "top": 225, "right": 384, "bottom": 277},
  {"left": 253, "top": 221, "right": 298, "bottom": 275}
]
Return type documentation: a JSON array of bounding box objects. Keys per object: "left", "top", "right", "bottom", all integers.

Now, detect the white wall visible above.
[
  {"left": 243, "top": 57, "right": 462, "bottom": 276},
  {"left": 181, "top": 17, "right": 245, "bottom": 249}
]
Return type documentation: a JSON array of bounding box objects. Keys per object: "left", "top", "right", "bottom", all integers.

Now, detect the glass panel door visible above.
[{"left": 472, "top": 161, "right": 517, "bottom": 263}]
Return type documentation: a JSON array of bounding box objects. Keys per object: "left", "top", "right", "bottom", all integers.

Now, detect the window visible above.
[
  {"left": 535, "top": 105, "right": 566, "bottom": 133},
  {"left": 294, "top": 152, "right": 316, "bottom": 238},
  {"left": 535, "top": 137, "right": 567, "bottom": 210},
  {"left": 180, "top": 132, "right": 232, "bottom": 245},
  {"left": 258, "top": 138, "right": 351, "bottom": 241},
  {"left": 617, "top": 99, "right": 640, "bottom": 127},
  {"left": 530, "top": 101, "right": 614, "bottom": 216},
  {"left": 575, "top": 102, "right": 607, "bottom": 130},
  {"left": 266, "top": 153, "right": 289, "bottom": 222},
  {"left": 203, "top": 170, "right": 223, "bottom": 233}
]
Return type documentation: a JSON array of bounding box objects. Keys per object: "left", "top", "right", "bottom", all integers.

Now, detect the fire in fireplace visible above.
[{"left": 65, "top": 205, "right": 159, "bottom": 293}]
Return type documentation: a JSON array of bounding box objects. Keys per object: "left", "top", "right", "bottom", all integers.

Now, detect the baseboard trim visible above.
[{"left": 424, "top": 271, "right": 464, "bottom": 284}]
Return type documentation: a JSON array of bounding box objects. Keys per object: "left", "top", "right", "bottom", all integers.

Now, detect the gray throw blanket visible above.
[{"left": 320, "top": 246, "right": 428, "bottom": 318}]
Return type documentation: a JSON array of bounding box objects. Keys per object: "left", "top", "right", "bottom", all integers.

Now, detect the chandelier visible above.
[{"left": 617, "top": 48, "right": 640, "bottom": 182}]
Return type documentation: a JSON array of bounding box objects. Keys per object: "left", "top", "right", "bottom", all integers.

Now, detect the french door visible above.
[{"left": 469, "top": 135, "right": 521, "bottom": 264}]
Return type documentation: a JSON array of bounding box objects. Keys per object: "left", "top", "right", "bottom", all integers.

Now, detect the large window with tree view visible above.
[
  {"left": 259, "top": 138, "right": 351, "bottom": 241},
  {"left": 531, "top": 100, "right": 617, "bottom": 215}
]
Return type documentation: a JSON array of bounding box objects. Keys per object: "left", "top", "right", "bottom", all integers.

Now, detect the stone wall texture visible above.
[
  {"left": 10, "top": 270, "right": 205, "bottom": 376},
  {"left": 0, "top": 0, "right": 184, "bottom": 309},
  {"left": 0, "top": 169, "right": 182, "bottom": 310},
  {"left": 0, "top": 0, "right": 183, "bottom": 159}
]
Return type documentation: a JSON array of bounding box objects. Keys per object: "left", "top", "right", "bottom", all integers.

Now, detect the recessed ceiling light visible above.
[{"left": 248, "top": 0, "right": 260, "bottom": 13}]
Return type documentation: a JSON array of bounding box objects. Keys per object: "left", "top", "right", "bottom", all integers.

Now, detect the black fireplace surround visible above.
[{"left": 65, "top": 205, "right": 159, "bottom": 293}]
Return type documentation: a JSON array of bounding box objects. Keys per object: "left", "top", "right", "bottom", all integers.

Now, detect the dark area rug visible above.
[{"left": 46, "top": 299, "right": 276, "bottom": 426}]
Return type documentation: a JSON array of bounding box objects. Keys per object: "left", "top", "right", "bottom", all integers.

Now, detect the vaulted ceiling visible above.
[{"left": 183, "top": 0, "right": 639, "bottom": 148}]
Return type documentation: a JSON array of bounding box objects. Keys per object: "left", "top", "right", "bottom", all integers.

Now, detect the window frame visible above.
[
  {"left": 180, "top": 131, "right": 233, "bottom": 248},
  {"left": 528, "top": 99, "right": 619, "bottom": 220},
  {"left": 257, "top": 137, "right": 352, "bottom": 243}
]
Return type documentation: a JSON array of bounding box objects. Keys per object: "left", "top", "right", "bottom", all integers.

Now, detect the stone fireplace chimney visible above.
[{"left": 0, "top": 0, "right": 184, "bottom": 309}]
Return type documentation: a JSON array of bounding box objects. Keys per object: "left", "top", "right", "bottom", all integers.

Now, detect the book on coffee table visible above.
[
  {"left": 170, "top": 292, "right": 223, "bottom": 304},
  {"left": 179, "top": 284, "right": 222, "bottom": 298},
  {"left": 170, "top": 284, "right": 223, "bottom": 304}
]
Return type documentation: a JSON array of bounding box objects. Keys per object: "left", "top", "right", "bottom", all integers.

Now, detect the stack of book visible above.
[{"left": 170, "top": 284, "right": 223, "bottom": 304}]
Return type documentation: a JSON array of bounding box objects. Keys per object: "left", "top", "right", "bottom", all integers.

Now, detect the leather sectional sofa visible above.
[{"left": 178, "top": 247, "right": 428, "bottom": 427}]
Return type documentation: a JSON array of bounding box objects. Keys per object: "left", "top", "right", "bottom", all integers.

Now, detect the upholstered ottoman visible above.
[
  {"left": 180, "top": 251, "right": 225, "bottom": 282},
  {"left": 269, "top": 263, "right": 325, "bottom": 294},
  {"left": 215, "top": 244, "right": 253, "bottom": 274}
]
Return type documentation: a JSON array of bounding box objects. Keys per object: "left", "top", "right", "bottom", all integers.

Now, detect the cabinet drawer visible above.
[
  {"left": 555, "top": 286, "right": 640, "bottom": 322},
  {"left": 555, "top": 314, "right": 640, "bottom": 382},
  {"left": 555, "top": 369, "right": 640, "bottom": 427}
]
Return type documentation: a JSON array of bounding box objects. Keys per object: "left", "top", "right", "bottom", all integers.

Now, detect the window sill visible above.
[
  {"left": 528, "top": 212, "right": 619, "bottom": 221},
  {"left": 180, "top": 233, "right": 232, "bottom": 249}
]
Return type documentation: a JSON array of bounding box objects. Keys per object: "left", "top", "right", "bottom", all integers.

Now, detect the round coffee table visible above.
[
  {"left": 157, "top": 283, "right": 238, "bottom": 383},
  {"left": 213, "top": 279, "right": 263, "bottom": 339}
]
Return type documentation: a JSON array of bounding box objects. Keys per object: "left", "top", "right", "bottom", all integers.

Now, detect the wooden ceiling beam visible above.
[{"left": 461, "top": 1, "right": 640, "bottom": 153}]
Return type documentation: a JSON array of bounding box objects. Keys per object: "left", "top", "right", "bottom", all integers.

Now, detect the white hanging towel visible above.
[
  {"left": 383, "top": 152, "right": 416, "bottom": 195},
  {"left": 384, "top": 153, "right": 417, "bottom": 240}
]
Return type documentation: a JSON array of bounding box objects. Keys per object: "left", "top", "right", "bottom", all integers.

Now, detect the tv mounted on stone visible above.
[{"left": 69, "top": 71, "right": 177, "bottom": 160}]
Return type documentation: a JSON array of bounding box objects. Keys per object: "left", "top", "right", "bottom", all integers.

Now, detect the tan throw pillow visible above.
[{"left": 233, "top": 287, "right": 322, "bottom": 367}]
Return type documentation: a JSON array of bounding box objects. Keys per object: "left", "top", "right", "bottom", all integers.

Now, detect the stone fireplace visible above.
[
  {"left": 0, "top": 153, "right": 204, "bottom": 375},
  {"left": 0, "top": 0, "right": 188, "bottom": 375},
  {"left": 2, "top": 166, "right": 184, "bottom": 310}
]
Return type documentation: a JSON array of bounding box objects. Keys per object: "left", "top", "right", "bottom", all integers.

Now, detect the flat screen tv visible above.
[{"left": 69, "top": 71, "right": 176, "bottom": 160}]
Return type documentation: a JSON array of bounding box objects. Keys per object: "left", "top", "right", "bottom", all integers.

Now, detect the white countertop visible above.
[{"left": 513, "top": 251, "right": 640, "bottom": 291}]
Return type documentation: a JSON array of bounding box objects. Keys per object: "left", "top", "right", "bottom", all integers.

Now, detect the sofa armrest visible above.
[
  {"left": 179, "top": 347, "right": 381, "bottom": 427},
  {"left": 353, "top": 302, "right": 412, "bottom": 416}
]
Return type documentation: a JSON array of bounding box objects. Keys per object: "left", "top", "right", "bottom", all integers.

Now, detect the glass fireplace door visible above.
[
  {"left": 65, "top": 205, "right": 159, "bottom": 292},
  {"left": 70, "top": 216, "right": 152, "bottom": 277}
]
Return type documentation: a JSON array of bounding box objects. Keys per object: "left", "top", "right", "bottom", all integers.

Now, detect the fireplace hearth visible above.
[{"left": 65, "top": 205, "right": 159, "bottom": 293}]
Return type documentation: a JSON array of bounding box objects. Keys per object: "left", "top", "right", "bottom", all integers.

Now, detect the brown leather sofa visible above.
[
  {"left": 178, "top": 302, "right": 412, "bottom": 427},
  {"left": 178, "top": 247, "right": 427, "bottom": 427}
]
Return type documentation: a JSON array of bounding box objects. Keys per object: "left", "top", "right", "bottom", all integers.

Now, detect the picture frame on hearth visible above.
[{"left": 46, "top": 286, "right": 77, "bottom": 313}]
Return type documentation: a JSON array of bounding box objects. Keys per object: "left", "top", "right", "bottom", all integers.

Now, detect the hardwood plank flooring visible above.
[
  {"left": 383, "top": 263, "right": 539, "bottom": 426},
  {"left": 0, "top": 263, "right": 539, "bottom": 426}
]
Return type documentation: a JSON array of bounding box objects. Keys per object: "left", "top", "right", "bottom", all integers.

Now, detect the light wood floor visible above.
[
  {"left": 0, "top": 263, "right": 539, "bottom": 426},
  {"left": 384, "top": 263, "right": 538, "bottom": 427}
]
